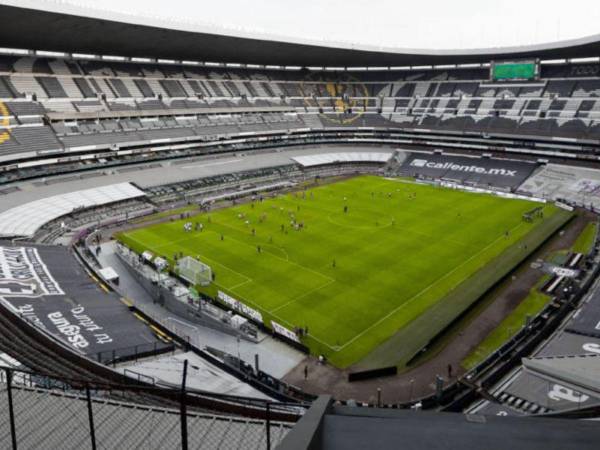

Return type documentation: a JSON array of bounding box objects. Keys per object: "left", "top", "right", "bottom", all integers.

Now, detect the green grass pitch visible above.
[{"left": 117, "top": 175, "right": 568, "bottom": 369}]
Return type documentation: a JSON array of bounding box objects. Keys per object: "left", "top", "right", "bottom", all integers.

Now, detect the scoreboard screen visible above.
[{"left": 491, "top": 61, "right": 538, "bottom": 81}]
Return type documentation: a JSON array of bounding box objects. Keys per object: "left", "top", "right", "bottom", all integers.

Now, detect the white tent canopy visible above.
[
  {"left": 0, "top": 182, "right": 146, "bottom": 238},
  {"left": 292, "top": 152, "right": 393, "bottom": 167}
]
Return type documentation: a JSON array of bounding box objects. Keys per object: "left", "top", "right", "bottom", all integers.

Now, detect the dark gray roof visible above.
[
  {"left": 0, "top": 382, "right": 290, "bottom": 448},
  {"left": 2, "top": 3, "right": 600, "bottom": 66},
  {"left": 523, "top": 354, "right": 600, "bottom": 394},
  {"left": 319, "top": 407, "right": 600, "bottom": 450}
]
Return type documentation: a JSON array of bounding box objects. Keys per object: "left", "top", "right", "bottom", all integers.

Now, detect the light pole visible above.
[{"left": 409, "top": 379, "right": 415, "bottom": 403}]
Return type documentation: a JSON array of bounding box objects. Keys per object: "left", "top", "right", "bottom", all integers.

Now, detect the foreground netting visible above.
[{"left": 0, "top": 367, "right": 304, "bottom": 449}]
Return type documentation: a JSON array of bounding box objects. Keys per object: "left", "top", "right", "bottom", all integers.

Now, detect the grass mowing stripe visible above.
[
  {"left": 572, "top": 222, "right": 598, "bottom": 254},
  {"left": 355, "top": 207, "right": 572, "bottom": 369},
  {"left": 116, "top": 176, "right": 566, "bottom": 368},
  {"left": 461, "top": 288, "right": 551, "bottom": 370},
  {"left": 337, "top": 221, "right": 527, "bottom": 353},
  {"left": 208, "top": 221, "right": 335, "bottom": 283}
]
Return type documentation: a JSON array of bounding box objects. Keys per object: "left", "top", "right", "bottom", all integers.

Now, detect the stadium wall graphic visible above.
[
  {"left": 0, "top": 243, "right": 168, "bottom": 357},
  {"left": 400, "top": 153, "right": 539, "bottom": 188},
  {"left": 0, "top": 246, "right": 64, "bottom": 297}
]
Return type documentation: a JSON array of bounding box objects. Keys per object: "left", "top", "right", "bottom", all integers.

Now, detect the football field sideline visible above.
[{"left": 116, "top": 175, "right": 567, "bottom": 367}]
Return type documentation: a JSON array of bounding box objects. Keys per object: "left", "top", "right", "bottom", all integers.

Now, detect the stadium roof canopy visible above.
[
  {"left": 2, "top": 1, "right": 600, "bottom": 67},
  {"left": 0, "top": 183, "right": 145, "bottom": 238}
]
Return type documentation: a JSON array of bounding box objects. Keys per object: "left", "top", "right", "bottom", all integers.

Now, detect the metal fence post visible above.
[
  {"left": 86, "top": 385, "right": 97, "bottom": 450},
  {"left": 180, "top": 359, "right": 189, "bottom": 450},
  {"left": 6, "top": 368, "right": 17, "bottom": 450},
  {"left": 265, "top": 402, "right": 271, "bottom": 450}
]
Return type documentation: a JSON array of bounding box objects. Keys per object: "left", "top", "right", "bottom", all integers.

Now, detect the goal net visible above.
[{"left": 176, "top": 256, "right": 212, "bottom": 286}]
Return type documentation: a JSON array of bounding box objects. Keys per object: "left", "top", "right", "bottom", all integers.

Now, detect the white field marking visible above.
[
  {"left": 124, "top": 232, "right": 252, "bottom": 285},
  {"left": 395, "top": 225, "right": 475, "bottom": 250},
  {"left": 125, "top": 229, "right": 215, "bottom": 253},
  {"left": 159, "top": 226, "right": 341, "bottom": 350},
  {"left": 147, "top": 235, "right": 202, "bottom": 251},
  {"left": 209, "top": 218, "right": 292, "bottom": 260},
  {"left": 201, "top": 285, "right": 335, "bottom": 348},
  {"left": 335, "top": 221, "right": 527, "bottom": 352},
  {"left": 128, "top": 183, "right": 522, "bottom": 353},
  {"left": 259, "top": 307, "right": 339, "bottom": 351},
  {"left": 326, "top": 213, "right": 393, "bottom": 230},
  {"left": 262, "top": 243, "right": 290, "bottom": 261},
  {"left": 123, "top": 200, "right": 331, "bottom": 352},
  {"left": 187, "top": 252, "right": 253, "bottom": 285},
  {"left": 180, "top": 158, "right": 243, "bottom": 170},
  {"left": 211, "top": 221, "right": 335, "bottom": 283},
  {"left": 384, "top": 177, "right": 419, "bottom": 185},
  {"left": 227, "top": 279, "right": 253, "bottom": 291},
  {"left": 126, "top": 230, "right": 328, "bottom": 320},
  {"left": 123, "top": 233, "right": 186, "bottom": 252},
  {"left": 192, "top": 266, "right": 253, "bottom": 293},
  {"left": 269, "top": 279, "right": 336, "bottom": 314},
  {"left": 328, "top": 212, "right": 474, "bottom": 250},
  {"left": 181, "top": 226, "right": 342, "bottom": 350}
]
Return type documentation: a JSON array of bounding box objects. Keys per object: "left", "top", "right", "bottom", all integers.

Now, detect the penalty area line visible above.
[
  {"left": 228, "top": 291, "right": 340, "bottom": 351},
  {"left": 269, "top": 278, "right": 336, "bottom": 314}
]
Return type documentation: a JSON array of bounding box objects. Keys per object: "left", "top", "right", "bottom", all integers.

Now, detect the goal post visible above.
[{"left": 176, "top": 256, "right": 212, "bottom": 286}]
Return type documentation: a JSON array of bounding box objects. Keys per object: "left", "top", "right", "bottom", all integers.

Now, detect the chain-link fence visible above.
[{"left": 0, "top": 367, "right": 306, "bottom": 449}]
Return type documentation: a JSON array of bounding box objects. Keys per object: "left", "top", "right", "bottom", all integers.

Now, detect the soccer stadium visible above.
[{"left": 1, "top": 0, "right": 600, "bottom": 448}]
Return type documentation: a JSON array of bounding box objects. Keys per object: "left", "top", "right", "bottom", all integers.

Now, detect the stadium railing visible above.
[
  {"left": 74, "top": 224, "right": 317, "bottom": 405},
  {"left": 439, "top": 211, "right": 600, "bottom": 412},
  {"left": 0, "top": 366, "right": 307, "bottom": 449}
]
